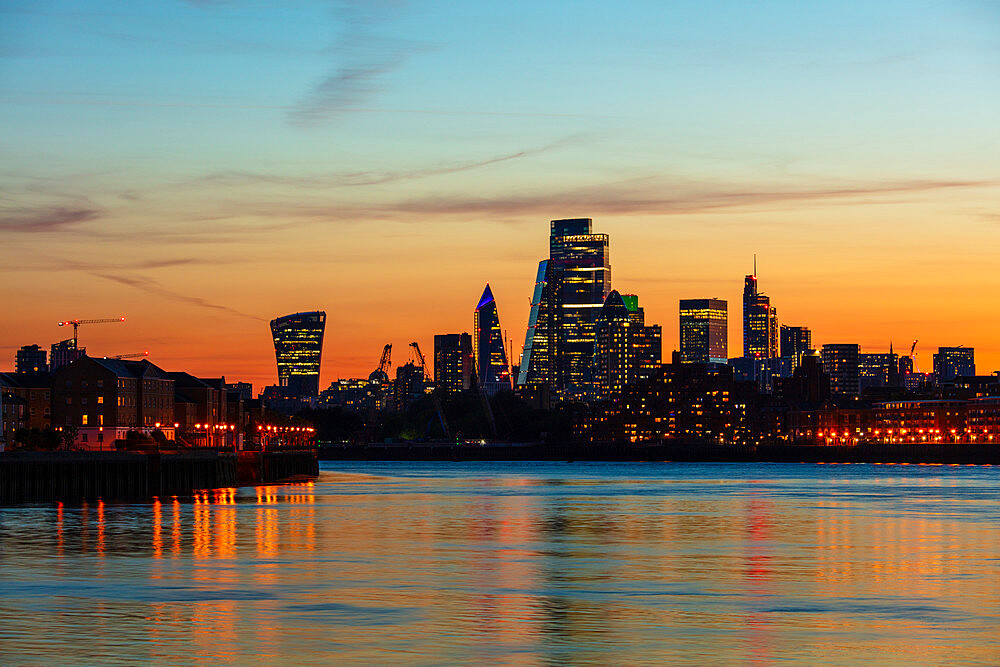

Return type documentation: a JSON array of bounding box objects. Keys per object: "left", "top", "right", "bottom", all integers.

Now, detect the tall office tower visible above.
[
  {"left": 779, "top": 325, "right": 812, "bottom": 367},
  {"left": 269, "top": 311, "right": 326, "bottom": 397},
  {"left": 394, "top": 362, "right": 426, "bottom": 410},
  {"left": 474, "top": 284, "right": 512, "bottom": 396},
  {"left": 860, "top": 351, "right": 901, "bottom": 392},
  {"left": 679, "top": 299, "right": 728, "bottom": 364},
  {"left": 434, "top": 333, "right": 474, "bottom": 394},
  {"left": 820, "top": 343, "right": 861, "bottom": 395},
  {"left": 50, "top": 339, "right": 85, "bottom": 372},
  {"left": 15, "top": 345, "right": 48, "bottom": 373},
  {"left": 549, "top": 218, "right": 611, "bottom": 393},
  {"left": 742, "top": 264, "right": 778, "bottom": 359},
  {"left": 593, "top": 291, "right": 662, "bottom": 399},
  {"left": 933, "top": 347, "right": 975, "bottom": 384},
  {"left": 517, "top": 260, "right": 563, "bottom": 388}
]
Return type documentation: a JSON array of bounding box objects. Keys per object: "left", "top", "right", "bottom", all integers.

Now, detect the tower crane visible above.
[
  {"left": 107, "top": 351, "right": 149, "bottom": 360},
  {"left": 57, "top": 316, "right": 126, "bottom": 347},
  {"left": 409, "top": 342, "right": 451, "bottom": 441},
  {"left": 367, "top": 344, "right": 392, "bottom": 421},
  {"left": 910, "top": 339, "right": 919, "bottom": 372}
]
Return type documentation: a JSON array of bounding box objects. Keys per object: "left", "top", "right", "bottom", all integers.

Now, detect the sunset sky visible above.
[{"left": 2, "top": 0, "right": 999, "bottom": 391}]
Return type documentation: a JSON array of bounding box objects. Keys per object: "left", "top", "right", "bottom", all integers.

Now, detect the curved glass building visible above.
[{"left": 270, "top": 311, "right": 326, "bottom": 397}]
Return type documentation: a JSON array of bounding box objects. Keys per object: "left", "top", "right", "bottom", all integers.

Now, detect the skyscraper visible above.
[
  {"left": 933, "top": 347, "right": 975, "bottom": 384},
  {"left": 549, "top": 218, "right": 611, "bottom": 394},
  {"left": 269, "top": 311, "right": 326, "bottom": 397},
  {"left": 593, "top": 291, "right": 661, "bottom": 399},
  {"left": 821, "top": 343, "right": 861, "bottom": 395},
  {"left": 434, "top": 333, "right": 474, "bottom": 394},
  {"left": 679, "top": 299, "right": 728, "bottom": 364},
  {"left": 517, "top": 260, "right": 563, "bottom": 388},
  {"left": 474, "top": 284, "right": 511, "bottom": 396},
  {"left": 779, "top": 325, "right": 812, "bottom": 364},
  {"left": 860, "top": 351, "right": 900, "bottom": 391},
  {"left": 15, "top": 345, "right": 47, "bottom": 374},
  {"left": 742, "top": 262, "right": 778, "bottom": 359}
]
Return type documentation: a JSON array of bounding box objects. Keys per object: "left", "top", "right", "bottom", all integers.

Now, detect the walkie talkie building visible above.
[{"left": 270, "top": 311, "right": 326, "bottom": 397}]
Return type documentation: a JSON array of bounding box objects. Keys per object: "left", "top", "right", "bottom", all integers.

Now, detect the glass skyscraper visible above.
[
  {"left": 517, "top": 260, "right": 563, "bottom": 388},
  {"left": 743, "top": 272, "right": 777, "bottom": 359},
  {"left": 593, "top": 291, "right": 661, "bottom": 399},
  {"left": 269, "top": 311, "right": 326, "bottom": 397},
  {"left": 679, "top": 299, "right": 728, "bottom": 364},
  {"left": 474, "top": 284, "right": 511, "bottom": 396},
  {"left": 434, "top": 333, "right": 474, "bottom": 394}
]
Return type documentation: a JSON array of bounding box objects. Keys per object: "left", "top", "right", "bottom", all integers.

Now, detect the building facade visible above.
[
  {"left": 821, "top": 344, "right": 861, "bottom": 396},
  {"left": 933, "top": 347, "right": 975, "bottom": 384},
  {"left": 593, "top": 291, "right": 662, "bottom": 399},
  {"left": 742, "top": 272, "right": 778, "bottom": 359},
  {"left": 517, "top": 260, "right": 563, "bottom": 389},
  {"left": 434, "top": 333, "right": 474, "bottom": 394},
  {"left": 270, "top": 311, "right": 326, "bottom": 397},
  {"left": 679, "top": 299, "right": 728, "bottom": 364},
  {"left": 50, "top": 339, "right": 85, "bottom": 372},
  {"left": 779, "top": 326, "right": 811, "bottom": 366},
  {"left": 15, "top": 345, "right": 47, "bottom": 374}
]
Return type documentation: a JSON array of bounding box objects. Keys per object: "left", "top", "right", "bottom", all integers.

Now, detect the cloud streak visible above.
[
  {"left": 228, "top": 176, "right": 1000, "bottom": 224},
  {"left": 91, "top": 272, "right": 261, "bottom": 320},
  {"left": 289, "top": 1, "right": 419, "bottom": 128},
  {"left": 0, "top": 205, "right": 101, "bottom": 232}
]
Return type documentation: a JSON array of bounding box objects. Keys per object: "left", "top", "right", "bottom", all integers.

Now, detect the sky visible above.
[{"left": 2, "top": 0, "right": 999, "bottom": 391}]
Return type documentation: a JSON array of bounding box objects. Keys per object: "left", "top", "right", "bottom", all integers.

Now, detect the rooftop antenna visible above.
[{"left": 753, "top": 253, "right": 757, "bottom": 277}]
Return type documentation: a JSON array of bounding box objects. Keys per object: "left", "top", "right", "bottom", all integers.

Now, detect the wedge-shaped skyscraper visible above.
[{"left": 474, "top": 285, "right": 511, "bottom": 396}]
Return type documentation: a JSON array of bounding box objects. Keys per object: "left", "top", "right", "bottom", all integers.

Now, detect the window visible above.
[
  {"left": 97, "top": 380, "right": 103, "bottom": 388},
  {"left": 97, "top": 396, "right": 104, "bottom": 404},
  {"left": 81, "top": 433, "right": 88, "bottom": 442},
  {"left": 66, "top": 397, "right": 72, "bottom": 405},
  {"left": 44, "top": 391, "right": 50, "bottom": 400},
  {"left": 81, "top": 397, "right": 87, "bottom": 405},
  {"left": 82, "top": 414, "right": 88, "bottom": 425},
  {"left": 99, "top": 414, "right": 104, "bottom": 425}
]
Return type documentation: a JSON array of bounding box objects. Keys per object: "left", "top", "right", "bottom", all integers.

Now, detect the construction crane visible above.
[
  {"left": 58, "top": 316, "right": 126, "bottom": 347},
  {"left": 106, "top": 351, "right": 149, "bottom": 360},
  {"left": 366, "top": 344, "right": 392, "bottom": 423},
  {"left": 910, "top": 339, "right": 919, "bottom": 372},
  {"left": 369, "top": 344, "right": 392, "bottom": 384},
  {"left": 409, "top": 342, "right": 451, "bottom": 441}
]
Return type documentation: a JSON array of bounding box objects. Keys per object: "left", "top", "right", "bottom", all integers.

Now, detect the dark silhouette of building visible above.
[
  {"left": 742, "top": 261, "right": 777, "bottom": 359},
  {"left": 15, "top": 345, "right": 47, "bottom": 374},
  {"left": 474, "top": 284, "right": 512, "bottom": 396},
  {"left": 933, "top": 347, "right": 975, "bottom": 384},
  {"left": 52, "top": 356, "right": 176, "bottom": 449},
  {"left": 394, "top": 361, "right": 426, "bottom": 410},
  {"left": 821, "top": 343, "right": 861, "bottom": 396},
  {"left": 269, "top": 311, "right": 326, "bottom": 397},
  {"left": 434, "top": 333, "right": 474, "bottom": 394},
  {"left": 679, "top": 298, "right": 728, "bottom": 364},
  {"left": 0, "top": 372, "right": 52, "bottom": 429},
  {"left": 779, "top": 326, "right": 811, "bottom": 367}
]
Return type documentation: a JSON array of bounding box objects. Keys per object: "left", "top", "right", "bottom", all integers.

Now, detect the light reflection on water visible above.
[{"left": 1, "top": 462, "right": 1000, "bottom": 664}]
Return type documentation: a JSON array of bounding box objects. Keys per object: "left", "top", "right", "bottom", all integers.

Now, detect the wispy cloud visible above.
[
  {"left": 0, "top": 205, "right": 102, "bottom": 232},
  {"left": 91, "top": 272, "right": 261, "bottom": 320},
  {"left": 289, "top": 1, "right": 419, "bottom": 127},
  {"left": 224, "top": 176, "right": 999, "bottom": 225},
  {"left": 196, "top": 135, "right": 587, "bottom": 189}
]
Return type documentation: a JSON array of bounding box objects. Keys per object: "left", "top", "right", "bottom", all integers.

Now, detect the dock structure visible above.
[{"left": 0, "top": 449, "right": 317, "bottom": 504}]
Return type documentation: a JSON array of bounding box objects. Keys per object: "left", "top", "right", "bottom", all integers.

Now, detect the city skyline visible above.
[{"left": 2, "top": 1, "right": 999, "bottom": 390}]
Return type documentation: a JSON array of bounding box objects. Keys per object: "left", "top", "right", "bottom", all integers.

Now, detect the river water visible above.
[{"left": 1, "top": 461, "right": 999, "bottom": 664}]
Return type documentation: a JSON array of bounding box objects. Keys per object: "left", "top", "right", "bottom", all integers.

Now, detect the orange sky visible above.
[{"left": 3, "top": 182, "right": 998, "bottom": 392}]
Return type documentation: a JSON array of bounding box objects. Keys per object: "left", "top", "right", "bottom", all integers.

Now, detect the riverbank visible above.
[
  {"left": 320, "top": 441, "right": 1000, "bottom": 465},
  {"left": 0, "top": 449, "right": 318, "bottom": 504}
]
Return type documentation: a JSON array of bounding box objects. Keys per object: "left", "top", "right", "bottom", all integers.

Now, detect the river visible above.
[{"left": 1, "top": 461, "right": 999, "bottom": 664}]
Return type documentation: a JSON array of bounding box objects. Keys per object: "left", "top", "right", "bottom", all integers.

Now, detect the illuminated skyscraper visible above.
[
  {"left": 679, "top": 299, "right": 728, "bottom": 364},
  {"left": 742, "top": 262, "right": 778, "bottom": 359},
  {"left": 434, "top": 333, "right": 474, "bottom": 394},
  {"left": 594, "top": 291, "right": 661, "bottom": 399},
  {"left": 269, "top": 311, "right": 326, "bottom": 397},
  {"left": 474, "top": 284, "right": 511, "bottom": 396},
  {"left": 517, "top": 260, "right": 563, "bottom": 388},
  {"left": 549, "top": 219, "right": 611, "bottom": 393}
]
